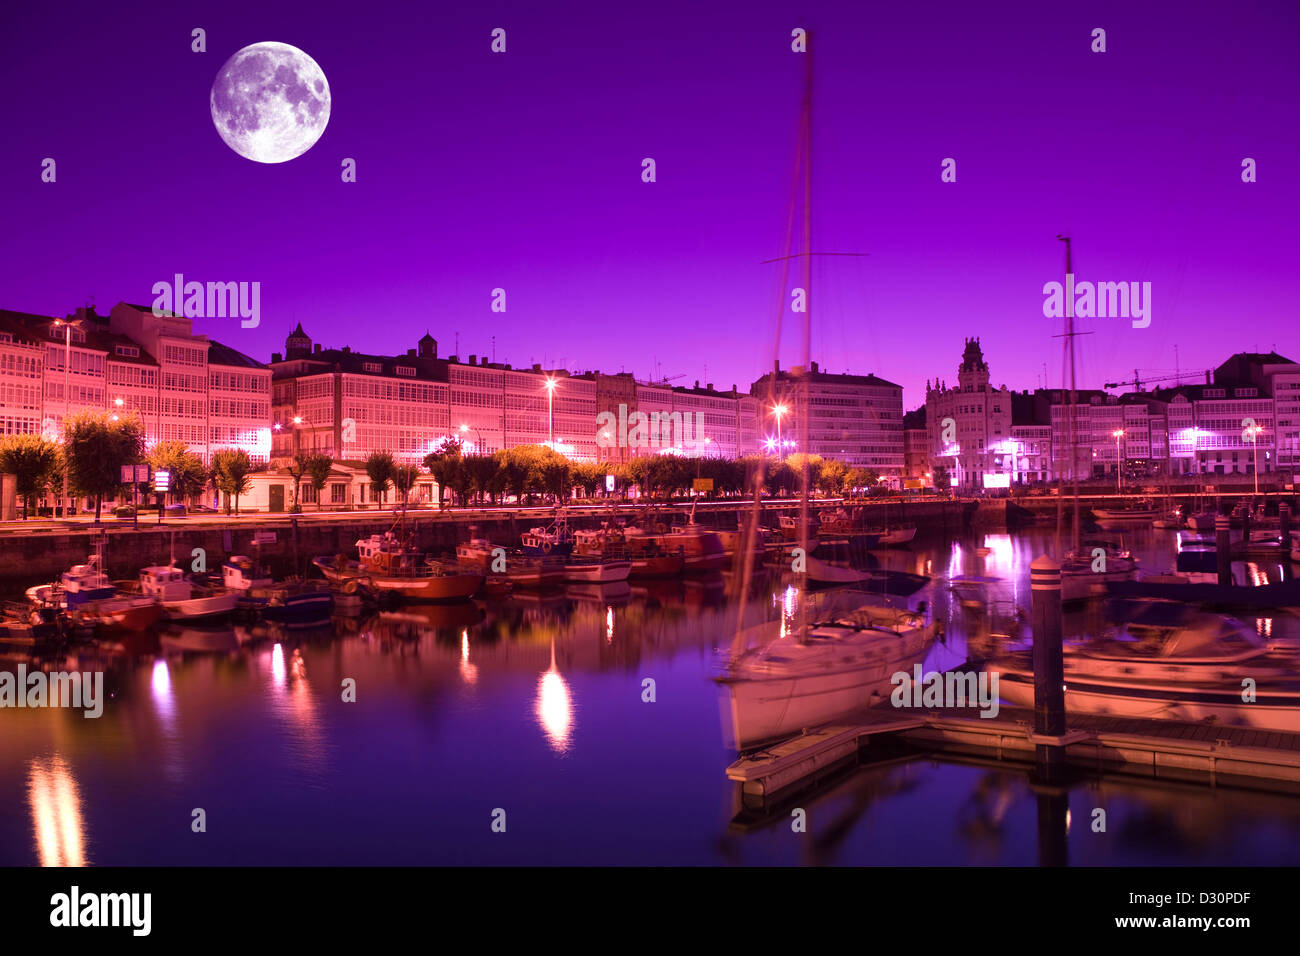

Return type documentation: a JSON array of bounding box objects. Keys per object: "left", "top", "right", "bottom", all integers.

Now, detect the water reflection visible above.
[
  {"left": 28, "top": 755, "right": 87, "bottom": 867},
  {"left": 266, "top": 642, "right": 327, "bottom": 775},
  {"left": 459, "top": 629, "right": 478, "bottom": 685},
  {"left": 536, "top": 643, "right": 573, "bottom": 753},
  {"left": 4, "top": 525, "right": 1300, "bottom": 865}
]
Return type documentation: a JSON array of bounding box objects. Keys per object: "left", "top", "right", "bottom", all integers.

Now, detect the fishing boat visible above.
[
  {"left": 26, "top": 556, "right": 162, "bottom": 632},
  {"left": 716, "top": 602, "right": 939, "bottom": 748},
  {"left": 222, "top": 556, "right": 335, "bottom": 621},
  {"left": 319, "top": 531, "right": 484, "bottom": 601},
  {"left": 456, "top": 536, "right": 565, "bottom": 588},
  {"left": 138, "top": 565, "right": 237, "bottom": 622},
  {"left": 521, "top": 513, "right": 575, "bottom": 557},
  {"left": 623, "top": 522, "right": 727, "bottom": 573},
  {"left": 992, "top": 604, "right": 1300, "bottom": 731}
]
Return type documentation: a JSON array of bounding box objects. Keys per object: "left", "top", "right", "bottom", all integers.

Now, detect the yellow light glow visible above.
[
  {"left": 535, "top": 645, "right": 573, "bottom": 752},
  {"left": 28, "top": 755, "right": 87, "bottom": 867}
]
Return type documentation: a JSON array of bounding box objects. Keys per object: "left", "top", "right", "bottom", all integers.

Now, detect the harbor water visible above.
[{"left": 4, "top": 526, "right": 1300, "bottom": 866}]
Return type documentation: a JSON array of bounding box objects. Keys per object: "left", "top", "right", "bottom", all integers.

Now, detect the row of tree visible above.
[
  {"left": 0, "top": 413, "right": 923, "bottom": 521},
  {"left": 0, "top": 411, "right": 268, "bottom": 521},
  {"left": 366, "top": 438, "right": 891, "bottom": 507}
]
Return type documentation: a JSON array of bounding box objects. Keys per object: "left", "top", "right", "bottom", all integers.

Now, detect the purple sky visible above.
[{"left": 2, "top": 0, "right": 1297, "bottom": 409}]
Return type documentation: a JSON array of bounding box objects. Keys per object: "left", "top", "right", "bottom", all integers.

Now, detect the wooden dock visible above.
[{"left": 725, "top": 705, "right": 1300, "bottom": 799}]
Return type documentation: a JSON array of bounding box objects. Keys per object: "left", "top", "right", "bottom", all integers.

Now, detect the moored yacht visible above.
[
  {"left": 992, "top": 605, "right": 1300, "bottom": 731},
  {"left": 716, "top": 601, "right": 938, "bottom": 748}
]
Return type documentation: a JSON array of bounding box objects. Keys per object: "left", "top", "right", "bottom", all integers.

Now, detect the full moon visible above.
[{"left": 210, "top": 42, "right": 330, "bottom": 164}]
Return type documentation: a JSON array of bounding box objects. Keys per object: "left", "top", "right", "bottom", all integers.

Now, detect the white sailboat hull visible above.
[{"left": 717, "top": 617, "right": 935, "bottom": 748}]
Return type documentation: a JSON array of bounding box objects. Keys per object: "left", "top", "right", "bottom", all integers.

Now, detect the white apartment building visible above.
[
  {"left": 752, "top": 360, "right": 904, "bottom": 474},
  {"left": 0, "top": 305, "right": 270, "bottom": 463}
]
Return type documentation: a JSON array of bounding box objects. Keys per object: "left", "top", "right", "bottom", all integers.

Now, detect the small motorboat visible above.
[
  {"left": 1060, "top": 540, "right": 1139, "bottom": 602},
  {"left": 1152, "top": 507, "right": 1185, "bottom": 529}
]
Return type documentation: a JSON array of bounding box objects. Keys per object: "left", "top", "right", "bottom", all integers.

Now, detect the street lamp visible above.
[
  {"left": 697, "top": 436, "right": 713, "bottom": 478},
  {"left": 772, "top": 403, "right": 788, "bottom": 455},
  {"left": 53, "top": 318, "right": 83, "bottom": 517},
  {"left": 1112, "top": 429, "right": 1125, "bottom": 493},
  {"left": 459, "top": 423, "right": 485, "bottom": 453},
  {"left": 291, "top": 414, "right": 317, "bottom": 454},
  {"left": 1249, "top": 424, "right": 1263, "bottom": 496},
  {"left": 543, "top": 377, "right": 558, "bottom": 446}
]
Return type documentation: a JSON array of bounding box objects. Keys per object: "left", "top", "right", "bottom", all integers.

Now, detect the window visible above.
[
  {"left": 362, "top": 362, "right": 382, "bottom": 374},
  {"left": 330, "top": 483, "right": 347, "bottom": 504},
  {"left": 115, "top": 344, "right": 140, "bottom": 358},
  {"left": 395, "top": 366, "right": 416, "bottom": 377}
]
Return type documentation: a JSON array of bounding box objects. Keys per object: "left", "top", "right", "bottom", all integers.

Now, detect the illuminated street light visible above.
[
  {"left": 544, "top": 376, "right": 558, "bottom": 445},
  {"left": 1112, "top": 429, "right": 1125, "bottom": 493},
  {"left": 459, "top": 422, "right": 484, "bottom": 452},
  {"left": 771, "top": 403, "right": 788, "bottom": 455},
  {"left": 1249, "top": 424, "right": 1264, "bottom": 496}
]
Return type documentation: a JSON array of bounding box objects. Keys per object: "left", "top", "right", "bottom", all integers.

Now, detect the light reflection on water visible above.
[
  {"left": 28, "top": 755, "right": 87, "bottom": 867},
  {"left": 3, "top": 526, "right": 1300, "bottom": 865}
]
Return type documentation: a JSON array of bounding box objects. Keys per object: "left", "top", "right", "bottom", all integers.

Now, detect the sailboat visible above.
[{"left": 716, "top": 38, "right": 938, "bottom": 748}]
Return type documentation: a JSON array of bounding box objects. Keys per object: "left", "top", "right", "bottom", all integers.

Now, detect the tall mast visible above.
[
  {"left": 1056, "top": 235, "right": 1081, "bottom": 554},
  {"left": 797, "top": 31, "right": 812, "bottom": 603}
]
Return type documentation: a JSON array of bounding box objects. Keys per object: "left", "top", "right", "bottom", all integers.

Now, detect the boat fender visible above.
[{"left": 542, "top": 540, "right": 553, "bottom": 553}]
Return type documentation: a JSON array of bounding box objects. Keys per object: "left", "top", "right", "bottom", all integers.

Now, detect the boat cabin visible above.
[
  {"left": 140, "top": 565, "right": 193, "bottom": 601},
  {"left": 223, "top": 556, "right": 273, "bottom": 591}
]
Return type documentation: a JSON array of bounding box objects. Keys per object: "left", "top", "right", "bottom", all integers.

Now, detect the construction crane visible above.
[
  {"left": 1103, "top": 368, "right": 1209, "bottom": 391},
  {"left": 637, "top": 373, "right": 685, "bottom": 388}
]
